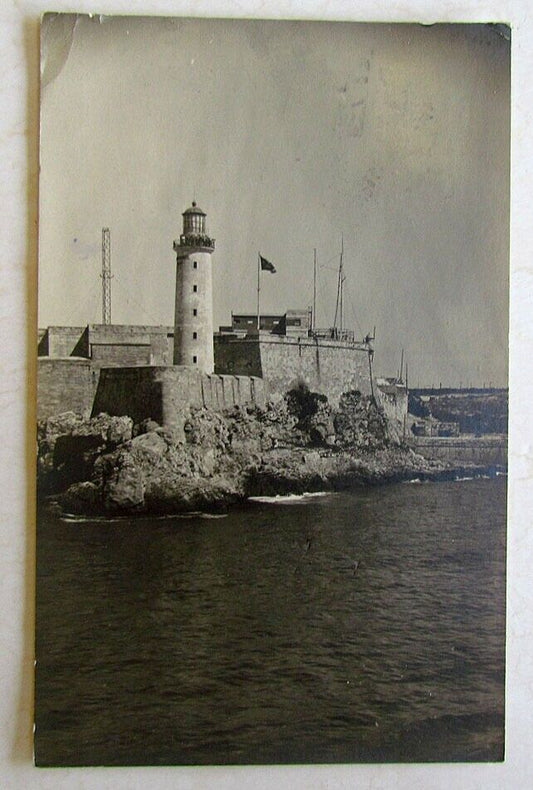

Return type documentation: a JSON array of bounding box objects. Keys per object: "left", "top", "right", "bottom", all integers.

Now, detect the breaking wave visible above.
[{"left": 248, "top": 491, "right": 331, "bottom": 504}]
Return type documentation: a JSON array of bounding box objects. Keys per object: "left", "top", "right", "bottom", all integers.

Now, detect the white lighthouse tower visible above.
[{"left": 172, "top": 201, "right": 215, "bottom": 372}]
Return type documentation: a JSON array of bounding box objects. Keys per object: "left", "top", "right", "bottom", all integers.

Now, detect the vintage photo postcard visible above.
[{"left": 36, "top": 15, "right": 509, "bottom": 766}]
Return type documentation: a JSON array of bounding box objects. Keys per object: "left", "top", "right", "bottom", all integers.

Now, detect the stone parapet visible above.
[
  {"left": 409, "top": 436, "right": 507, "bottom": 466},
  {"left": 38, "top": 358, "right": 98, "bottom": 420},
  {"left": 215, "top": 334, "right": 373, "bottom": 407},
  {"left": 92, "top": 366, "right": 265, "bottom": 427}
]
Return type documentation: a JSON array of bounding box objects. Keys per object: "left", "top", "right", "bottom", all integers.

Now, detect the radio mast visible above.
[{"left": 101, "top": 227, "right": 112, "bottom": 325}]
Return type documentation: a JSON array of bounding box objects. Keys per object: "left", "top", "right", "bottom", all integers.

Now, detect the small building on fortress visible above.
[
  {"left": 214, "top": 311, "right": 375, "bottom": 406},
  {"left": 38, "top": 201, "right": 406, "bottom": 430}
]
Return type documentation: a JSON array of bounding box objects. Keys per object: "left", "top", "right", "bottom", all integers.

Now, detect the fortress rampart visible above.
[
  {"left": 39, "top": 325, "right": 174, "bottom": 369},
  {"left": 38, "top": 327, "right": 87, "bottom": 358},
  {"left": 38, "top": 328, "right": 378, "bottom": 423},
  {"left": 375, "top": 378, "right": 408, "bottom": 435},
  {"left": 91, "top": 366, "right": 266, "bottom": 427},
  {"left": 409, "top": 436, "right": 507, "bottom": 466},
  {"left": 215, "top": 334, "right": 373, "bottom": 407},
  {"left": 38, "top": 358, "right": 99, "bottom": 420}
]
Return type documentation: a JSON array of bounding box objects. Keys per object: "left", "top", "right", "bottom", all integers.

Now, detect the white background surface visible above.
[{"left": 1, "top": 1, "right": 531, "bottom": 788}]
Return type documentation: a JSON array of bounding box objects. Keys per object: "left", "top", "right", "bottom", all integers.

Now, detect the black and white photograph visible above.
[{"left": 35, "top": 14, "right": 509, "bottom": 767}]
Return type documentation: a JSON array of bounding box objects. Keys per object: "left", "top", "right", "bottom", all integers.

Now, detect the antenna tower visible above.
[{"left": 101, "top": 227, "right": 112, "bottom": 325}]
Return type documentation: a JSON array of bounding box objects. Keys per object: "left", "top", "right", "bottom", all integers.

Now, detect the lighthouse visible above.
[{"left": 172, "top": 202, "right": 216, "bottom": 372}]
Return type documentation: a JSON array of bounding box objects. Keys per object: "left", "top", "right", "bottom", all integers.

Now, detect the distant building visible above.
[{"left": 223, "top": 314, "right": 284, "bottom": 335}]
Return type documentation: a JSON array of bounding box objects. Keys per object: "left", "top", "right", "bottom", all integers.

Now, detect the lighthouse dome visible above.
[
  {"left": 182, "top": 201, "right": 206, "bottom": 217},
  {"left": 176, "top": 200, "right": 215, "bottom": 250}
]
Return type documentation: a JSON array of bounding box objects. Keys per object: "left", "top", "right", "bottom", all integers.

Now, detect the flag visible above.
[{"left": 260, "top": 254, "right": 276, "bottom": 273}]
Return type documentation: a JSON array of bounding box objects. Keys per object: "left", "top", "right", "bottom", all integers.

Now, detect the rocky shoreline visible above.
[{"left": 37, "top": 388, "right": 503, "bottom": 517}]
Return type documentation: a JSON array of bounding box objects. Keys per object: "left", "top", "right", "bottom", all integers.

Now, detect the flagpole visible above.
[
  {"left": 313, "top": 248, "right": 317, "bottom": 332},
  {"left": 257, "top": 252, "right": 260, "bottom": 330}
]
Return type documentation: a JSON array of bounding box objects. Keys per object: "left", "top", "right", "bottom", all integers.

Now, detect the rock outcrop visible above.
[
  {"left": 38, "top": 412, "right": 134, "bottom": 494},
  {"left": 36, "top": 388, "right": 470, "bottom": 516}
]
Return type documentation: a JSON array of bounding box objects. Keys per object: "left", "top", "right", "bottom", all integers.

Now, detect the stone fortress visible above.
[{"left": 38, "top": 202, "right": 408, "bottom": 430}]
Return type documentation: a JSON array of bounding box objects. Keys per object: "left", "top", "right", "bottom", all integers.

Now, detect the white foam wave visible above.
[
  {"left": 197, "top": 512, "right": 228, "bottom": 519},
  {"left": 61, "top": 513, "right": 130, "bottom": 523},
  {"left": 60, "top": 511, "right": 227, "bottom": 523},
  {"left": 248, "top": 491, "right": 331, "bottom": 504},
  {"left": 454, "top": 474, "right": 492, "bottom": 482}
]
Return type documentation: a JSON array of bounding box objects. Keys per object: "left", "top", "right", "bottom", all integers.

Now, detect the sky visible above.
[{"left": 39, "top": 15, "right": 510, "bottom": 387}]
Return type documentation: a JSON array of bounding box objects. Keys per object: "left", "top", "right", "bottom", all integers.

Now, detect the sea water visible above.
[{"left": 35, "top": 476, "right": 506, "bottom": 765}]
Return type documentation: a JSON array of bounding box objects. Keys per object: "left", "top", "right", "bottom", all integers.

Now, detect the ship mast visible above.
[
  {"left": 333, "top": 235, "right": 344, "bottom": 337},
  {"left": 313, "top": 248, "right": 317, "bottom": 332}
]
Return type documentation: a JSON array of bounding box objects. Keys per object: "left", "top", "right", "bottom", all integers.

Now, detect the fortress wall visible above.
[
  {"left": 200, "top": 375, "right": 214, "bottom": 410},
  {"left": 92, "top": 367, "right": 165, "bottom": 424},
  {"left": 72, "top": 327, "right": 90, "bottom": 358},
  {"left": 43, "top": 327, "right": 86, "bottom": 358},
  {"left": 159, "top": 368, "right": 204, "bottom": 425},
  {"left": 150, "top": 332, "right": 174, "bottom": 365},
  {"left": 210, "top": 375, "right": 223, "bottom": 410},
  {"left": 39, "top": 325, "right": 175, "bottom": 366},
  {"left": 221, "top": 375, "right": 235, "bottom": 409},
  {"left": 38, "top": 358, "right": 98, "bottom": 420},
  {"left": 91, "top": 343, "right": 152, "bottom": 368},
  {"left": 376, "top": 388, "right": 408, "bottom": 432},
  {"left": 214, "top": 336, "right": 263, "bottom": 378},
  {"left": 250, "top": 376, "right": 267, "bottom": 409},
  {"left": 88, "top": 325, "right": 174, "bottom": 368},
  {"left": 235, "top": 375, "right": 258, "bottom": 407},
  {"left": 410, "top": 436, "right": 508, "bottom": 466},
  {"left": 215, "top": 335, "right": 372, "bottom": 406},
  {"left": 208, "top": 375, "right": 224, "bottom": 410},
  {"left": 37, "top": 329, "right": 49, "bottom": 356},
  {"left": 91, "top": 366, "right": 266, "bottom": 427},
  {"left": 258, "top": 336, "right": 373, "bottom": 406}
]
